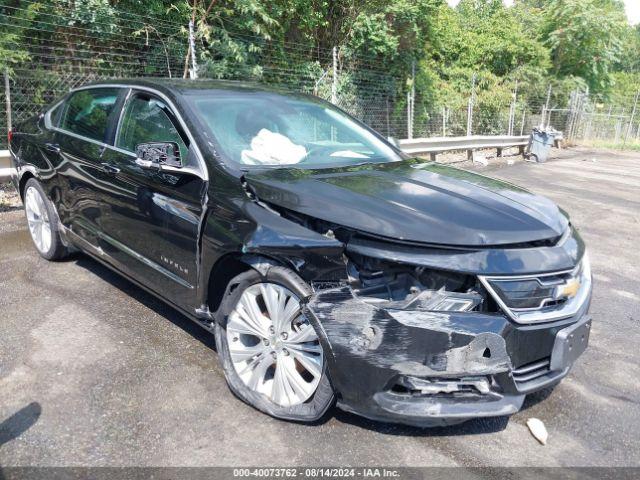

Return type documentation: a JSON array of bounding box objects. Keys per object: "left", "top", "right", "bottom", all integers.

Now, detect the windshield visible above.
[{"left": 188, "top": 92, "right": 402, "bottom": 168}]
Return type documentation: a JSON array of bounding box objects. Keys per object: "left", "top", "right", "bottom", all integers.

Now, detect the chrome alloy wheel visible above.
[
  {"left": 24, "top": 186, "right": 52, "bottom": 254},
  {"left": 226, "top": 283, "right": 324, "bottom": 407}
]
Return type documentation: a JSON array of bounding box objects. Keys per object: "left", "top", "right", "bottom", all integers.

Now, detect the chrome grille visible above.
[
  {"left": 479, "top": 254, "right": 591, "bottom": 324},
  {"left": 487, "top": 273, "right": 569, "bottom": 310}
]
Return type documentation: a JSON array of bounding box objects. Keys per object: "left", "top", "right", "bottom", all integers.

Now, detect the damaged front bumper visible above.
[{"left": 305, "top": 287, "right": 591, "bottom": 427}]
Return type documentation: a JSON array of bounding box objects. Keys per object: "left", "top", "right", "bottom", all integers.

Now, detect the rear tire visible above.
[
  {"left": 214, "top": 266, "right": 335, "bottom": 423},
  {"left": 23, "top": 178, "right": 69, "bottom": 261}
]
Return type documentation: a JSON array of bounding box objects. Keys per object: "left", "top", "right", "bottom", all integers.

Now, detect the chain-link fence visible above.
[
  {"left": 2, "top": 3, "right": 639, "bottom": 151},
  {"left": 560, "top": 92, "right": 640, "bottom": 147},
  {"left": 0, "top": 2, "right": 409, "bottom": 147}
]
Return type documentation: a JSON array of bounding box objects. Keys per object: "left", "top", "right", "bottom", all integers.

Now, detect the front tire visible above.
[
  {"left": 215, "top": 266, "right": 334, "bottom": 422},
  {"left": 23, "top": 178, "right": 69, "bottom": 261}
]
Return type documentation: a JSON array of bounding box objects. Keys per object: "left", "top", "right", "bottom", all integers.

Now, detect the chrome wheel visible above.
[
  {"left": 25, "top": 186, "right": 52, "bottom": 254},
  {"left": 226, "top": 283, "right": 323, "bottom": 407}
]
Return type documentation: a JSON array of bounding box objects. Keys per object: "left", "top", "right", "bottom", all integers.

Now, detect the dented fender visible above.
[
  {"left": 197, "top": 190, "right": 348, "bottom": 310},
  {"left": 240, "top": 202, "right": 347, "bottom": 282}
]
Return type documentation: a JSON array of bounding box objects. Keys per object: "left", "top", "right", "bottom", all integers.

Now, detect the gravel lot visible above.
[{"left": 0, "top": 147, "right": 639, "bottom": 467}]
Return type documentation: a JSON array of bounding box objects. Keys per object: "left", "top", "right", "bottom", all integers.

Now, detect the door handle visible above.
[
  {"left": 101, "top": 162, "right": 121, "bottom": 174},
  {"left": 44, "top": 143, "right": 60, "bottom": 154}
]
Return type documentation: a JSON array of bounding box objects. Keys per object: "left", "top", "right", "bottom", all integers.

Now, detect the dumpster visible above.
[{"left": 526, "top": 128, "right": 556, "bottom": 163}]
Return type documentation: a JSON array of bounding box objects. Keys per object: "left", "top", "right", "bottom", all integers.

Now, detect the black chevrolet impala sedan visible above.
[{"left": 8, "top": 79, "right": 592, "bottom": 426}]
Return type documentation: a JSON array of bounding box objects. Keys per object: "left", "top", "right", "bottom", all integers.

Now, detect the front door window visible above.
[{"left": 116, "top": 94, "right": 188, "bottom": 162}]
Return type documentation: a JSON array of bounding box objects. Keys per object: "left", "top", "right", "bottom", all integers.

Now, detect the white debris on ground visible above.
[
  {"left": 527, "top": 418, "right": 549, "bottom": 445},
  {"left": 472, "top": 153, "right": 489, "bottom": 166}
]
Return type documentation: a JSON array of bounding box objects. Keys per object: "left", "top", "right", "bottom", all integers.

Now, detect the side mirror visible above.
[{"left": 135, "top": 142, "right": 181, "bottom": 170}]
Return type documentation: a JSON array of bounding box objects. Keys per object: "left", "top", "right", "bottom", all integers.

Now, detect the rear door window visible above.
[{"left": 60, "top": 88, "right": 120, "bottom": 142}]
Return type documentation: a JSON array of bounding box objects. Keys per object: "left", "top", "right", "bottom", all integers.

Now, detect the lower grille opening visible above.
[
  {"left": 390, "top": 376, "right": 491, "bottom": 397},
  {"left": 512, "top": 357, "right": 551, "bottom": 384}
]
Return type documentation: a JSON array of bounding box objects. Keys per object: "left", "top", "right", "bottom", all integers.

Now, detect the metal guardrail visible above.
[
  {"left": 0, "top": 132, "right": 564, "bottom": 183},
  {"left": 399, "top": 135, "right": 530, "bottom": 160},
  {"left": 0, "top": 149, "right": 14, "bottom": 182}
]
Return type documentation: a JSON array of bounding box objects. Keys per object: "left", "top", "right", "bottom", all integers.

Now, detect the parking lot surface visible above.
[{"left": 1, "top": 147, "right": 639, "bottom": 467}]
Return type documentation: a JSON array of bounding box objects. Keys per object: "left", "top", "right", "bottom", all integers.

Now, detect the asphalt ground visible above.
[{"left": 0, "top": 147, "right": 639, "bottom": 467}]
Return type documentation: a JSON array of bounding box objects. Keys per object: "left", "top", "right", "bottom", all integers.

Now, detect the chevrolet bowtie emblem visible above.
[{"left": 555, "top": 278, "right": 581, "bottom": 299}]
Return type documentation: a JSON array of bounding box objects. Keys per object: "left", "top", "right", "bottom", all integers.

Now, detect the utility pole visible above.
[
  {"left": 615, "top": 108, "right": 624, "bottom": 144},
  {"left": 410, "top": 61, "right": 415, "bottom": 139},
  {"left": 467, "top": 73, "right": 476, "bottom": 137},
  {"left": 624, "top": 89, "right": 640, "bottom": 146},
  {"left": 183, "top": 0, "right": 198, "bottom": 79},
  {"left": 508, "top": 80, "right": 518, "bottom": 135},
  {"left": 567, "top": 90, "right": 579, "bottom": 141},
  {"left": 442, "top": 106, "right": 446, "bottom": 137},
  {"left": 406, "top": 90, "right": 412, "bottom": 140},
  {"left": 542, "top": 85, "right": 552, "bottom": 128},
  {"left": 331, "top": 46, "right": 338, "bottom": 105},
  {"left": 385, "top": 95, "right": 390, "bottom": 137},
  {"left": 4, "top": 68, "right": 11, "bottom": 136},
  {"left": 188, "top": 20, "right": 198, "bottom": 79},
  {"left": 406, "top": 62, "right": 416, "bottom": 139}
]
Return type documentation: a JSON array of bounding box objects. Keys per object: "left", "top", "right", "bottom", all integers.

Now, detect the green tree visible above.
[
  {"left": 540, "top": 0, "right": 628, "bottom": 93},
  {"left": 0, "top": 1, "right": 39, "bottom": 73},
  {"left": 425, "top": 1, "right": 550, "bottom": 110},
  {"left": 615, "top": 24, "right": 640, "bottom": 73}
]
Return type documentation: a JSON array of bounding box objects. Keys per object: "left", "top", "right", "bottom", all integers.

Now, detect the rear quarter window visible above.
[{"left": 59, "top": 88, "right": 120, "bottom": 142}]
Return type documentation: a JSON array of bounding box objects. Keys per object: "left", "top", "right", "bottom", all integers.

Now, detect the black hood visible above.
[{"left": 245, "top": 160, "right": 569, "bottom": 247}]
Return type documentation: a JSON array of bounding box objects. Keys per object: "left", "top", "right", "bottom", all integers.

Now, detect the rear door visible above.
[
  {"left": 98, "top": 89, "right": 208, "bottom": 309},
  {"left": 53, "top": 87, "right": 124, "bottom": 248}
]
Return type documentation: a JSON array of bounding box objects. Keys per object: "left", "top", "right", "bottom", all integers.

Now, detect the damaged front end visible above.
[
  {"left": 237, "top": 179, "right": 592, "bottom": 427},
  {"left": 292, "top": 226, "right": 592, "bottom": 427}
]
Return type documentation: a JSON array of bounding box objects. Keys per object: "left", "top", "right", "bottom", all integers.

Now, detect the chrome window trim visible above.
[
  {"left": 44, "top": 83, "right": 209, "bottom": 182},
  {"left": 44, "top": 98, "right": 66, "bottom": 129},
  {"left": 479, "top": 255, "right": 591, "bottom": 325},
  {"left": 113, "top": 88, "right": 133, "bottom": 147}
]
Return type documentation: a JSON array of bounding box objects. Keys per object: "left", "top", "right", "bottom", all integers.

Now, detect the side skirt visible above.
[{"left": 66, "top": 229, "right": 216, "bottom": 334}]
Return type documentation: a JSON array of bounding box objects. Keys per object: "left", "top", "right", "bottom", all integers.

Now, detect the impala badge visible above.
[{"left": 161, "top": 255, "right": 188, "bottom": 275}]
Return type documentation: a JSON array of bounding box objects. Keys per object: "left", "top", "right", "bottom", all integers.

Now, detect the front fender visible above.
[{"left": 198, "top": 198, "right": 347, "bottom": 309}]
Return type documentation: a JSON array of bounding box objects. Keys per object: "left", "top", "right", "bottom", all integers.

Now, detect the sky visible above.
[{"left": 446, "top": 0, "right": 640, "bottom": 25}]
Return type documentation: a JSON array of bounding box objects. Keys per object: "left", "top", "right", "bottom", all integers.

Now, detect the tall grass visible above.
[{"left": 581, "top": 140, "right": 640, "bottom": 152}]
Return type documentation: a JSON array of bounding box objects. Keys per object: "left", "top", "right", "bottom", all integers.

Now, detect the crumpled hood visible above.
[{"left": 245, "top": 160, "right": 569, "bottom": 247}]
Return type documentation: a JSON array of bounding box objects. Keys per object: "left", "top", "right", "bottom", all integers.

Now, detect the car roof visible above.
[{"left": 77, "top": 78, "right": 294, "bottom": 97}]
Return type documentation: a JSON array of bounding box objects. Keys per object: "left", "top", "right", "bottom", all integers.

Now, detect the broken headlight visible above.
[
  {"left": 402, "top": 288, "right": 483, "bottom": 312},
  {"left": 347, "top": 255, "right": 485, "bottom": 312}
]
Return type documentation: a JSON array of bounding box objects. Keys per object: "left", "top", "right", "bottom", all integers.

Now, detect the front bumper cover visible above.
[{"left": 305, "top": 287, "right": 591, "bottom": 427}]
